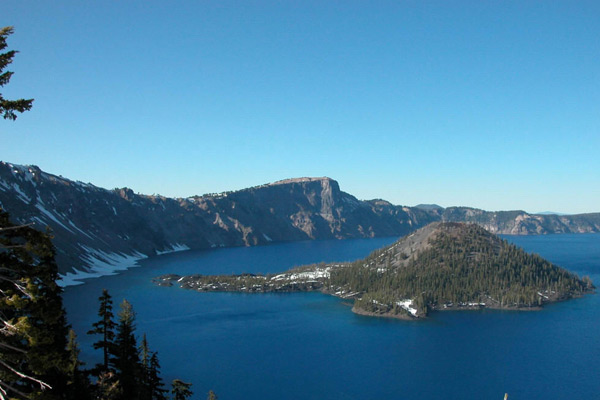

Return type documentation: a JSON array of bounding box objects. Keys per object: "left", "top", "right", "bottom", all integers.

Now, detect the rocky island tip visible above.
[{"left": 155, "top": 222, "right": 594, "bottom": 320}]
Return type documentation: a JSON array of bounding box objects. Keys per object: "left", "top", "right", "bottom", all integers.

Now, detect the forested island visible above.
[{"left": 155, "top": 222, "right": 594, "bottom": 319}]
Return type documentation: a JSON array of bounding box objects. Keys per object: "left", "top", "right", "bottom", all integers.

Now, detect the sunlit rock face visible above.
[{"left": 1, "top": 161, "right": 598, "bottom": 284}]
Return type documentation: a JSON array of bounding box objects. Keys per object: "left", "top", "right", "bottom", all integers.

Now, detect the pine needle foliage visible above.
[
  {"left": 0, "top": 209, "right": 72, "bottom": 399},
  {"left": 331, "top": 223, "right": 592, "bottom": 316},
  {"left": 0, "top": 27, "right": 33, "bottom": 121}
]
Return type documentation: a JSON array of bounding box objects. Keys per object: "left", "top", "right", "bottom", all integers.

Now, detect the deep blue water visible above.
[{"left": 62, "top": 234, "right": 600, "bottom": 400}]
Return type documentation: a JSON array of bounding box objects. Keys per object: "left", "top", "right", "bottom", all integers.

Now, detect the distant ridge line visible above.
[{"left": 1, "top": 160, "right": 599, "bottom": 285}]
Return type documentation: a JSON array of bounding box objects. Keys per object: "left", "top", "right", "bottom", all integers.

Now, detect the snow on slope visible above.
[
  {"left": 59, "top": 249, "right": 147, "bottom": 286},
  {"left": 0, "top": 162, "right": 180, "bottom": 286}
]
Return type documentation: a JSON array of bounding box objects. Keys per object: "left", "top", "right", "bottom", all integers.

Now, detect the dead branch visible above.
[
  {"left": 0, "top": 359, "right": 52, "bottom": 391},
  {"left": 0, "top": 223, "right": 34, "bottom": 233}
]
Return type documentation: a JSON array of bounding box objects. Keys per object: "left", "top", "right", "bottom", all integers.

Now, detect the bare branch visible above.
[
  {"left": 0, "top": 359, "right": 52, "bottom": 391},
  {"left": 0, "top": 341, "right": 26, "bottom": 353},
  {"left": 0, "top": 379, "right": 30, "bottom": 399},
  {"left": 0, "top": 223, "right": 34, "bottom": 232},
  {"left": 0, "top": 244, "right": 26, "bottom": 249},
  {"left": 0, "top": 319, "right": 18, "bottom": 336},
  {"left": 0, "top": 276, "right": 32, "bottom": 298}
]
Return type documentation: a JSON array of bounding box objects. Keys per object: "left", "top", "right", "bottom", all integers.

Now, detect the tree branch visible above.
[
  {"left": 0, "top": 379, "right": 29, "bottom": 399},
  {"left": 0, "top": 358, "right": 52, "bottom": 391},
  {"left": 0, "top": 341, "right": 26, "bottom": 353},
  {"left": 0, "top": 223, "right": 34, "bottom": 232}
]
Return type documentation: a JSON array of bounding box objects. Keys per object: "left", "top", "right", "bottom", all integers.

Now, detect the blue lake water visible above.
[{"left": 62, "top": 234, "right": 600, "bottom": 400}]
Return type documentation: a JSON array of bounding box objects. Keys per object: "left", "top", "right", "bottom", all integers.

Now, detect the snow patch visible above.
[
  {"left": 58, "top": 247, "right": 148, "bottom": 287},
  {"left": 67, "top": 220, "right": 95, "bottom": 240},
  {"left": 272, "top": 267, "right": 331, "bottom": 281},
  {"left": 396, "top": 299, "right": 418, "bottom": 316},
  {"left": 34, "top": 204, "right": 75, "bottom": 233},
  {"left": 156, "top": 243, "right": 191, "bottom": 255},
  {"left": 11, "top": 183, "right": 30, "bottom": 203}
]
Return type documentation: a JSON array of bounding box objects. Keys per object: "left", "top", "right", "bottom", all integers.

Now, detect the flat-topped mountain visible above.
[
  {"left": 0, "top": 162, "right": 436, "bottom": 282},
  {"left": 158, "top": 222, "right": 594, "bottom": 319},
  {"left": 1, "top": 161, "right": 599, "bottom": 284}
]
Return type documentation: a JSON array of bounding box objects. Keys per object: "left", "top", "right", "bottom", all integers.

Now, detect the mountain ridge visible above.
[
  {"left": 157, "top": 222, "right": 594, "bottom": 319},
  {"left": 1, "top": 161, "right": 599, "bottom": 285}
]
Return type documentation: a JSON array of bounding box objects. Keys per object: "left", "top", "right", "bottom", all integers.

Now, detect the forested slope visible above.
[{"left": 336, "top": 223, "right": 593, "bottom": 317}]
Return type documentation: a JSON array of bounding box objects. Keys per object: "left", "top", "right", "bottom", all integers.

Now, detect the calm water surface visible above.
[{"left": 63, "top": 234, "right": 600, "bottom": 400}]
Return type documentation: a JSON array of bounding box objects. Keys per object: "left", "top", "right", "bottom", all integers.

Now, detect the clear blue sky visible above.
[{"left": 2, "top": 1, "right": 599, "bottom": 214}]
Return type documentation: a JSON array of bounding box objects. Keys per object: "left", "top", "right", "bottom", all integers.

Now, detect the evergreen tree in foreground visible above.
[
  {"left": 66, "top": 330, "right": 91, "bottom": 400},
  {"left": 0, "top": 26, "right": 34, "bottom": 120},
  {"left": 94, "top": 371, "right": 121, "bottom": 400},
  {"left": 147, "top": 353, "right": 168, "bottom": 400},
  {"left": 0, "top": 209, "right": 72, "bottom": 399},
  {"left": 139, "top": 335, "right": 168, "bottom": 400},
  {"left": 171, "top": 379, "right": 193, "bottom": 400},
  {"left": 88, "top": 292, "right": 178, "bottom": 400},
  {"left": 139, "top": 334, "right": 151, "bottom": 399},
  {"left": 113, "top": 299, "right": 142, "bottom": 400},
  {"left": 87, "top": 289, "right": 117, "bottom": 374}
]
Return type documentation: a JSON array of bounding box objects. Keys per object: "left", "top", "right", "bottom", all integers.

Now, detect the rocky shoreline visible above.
[
  {"left": 350, "top": 306, "right": 416, "bottom": 320},
  {"left": 153, "top": 271, "right": 585, "bottom": 321},
  {"left": 153, "top": 222, "right": 595, "bottom": 321}
]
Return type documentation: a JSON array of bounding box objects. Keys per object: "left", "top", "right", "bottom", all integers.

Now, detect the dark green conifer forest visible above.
[
  {"left": 0, "top": 209, "right": 72, "bottom": 399},
  {"left": 0, "top": 207, "right": 213, "bottom": 399},
  {"left": 333, "top": 223, "right": 592, "bottom": 316}
]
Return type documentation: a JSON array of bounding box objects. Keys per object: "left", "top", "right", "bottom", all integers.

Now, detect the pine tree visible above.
[
  {"left": 0, "top": 209, "right": 72, "bottom": 399},
  {"left": 112, "top": 299, "right": 142, "bottom": 400},
  {"left": 171, "top": 379, "right": 193, "bottom": 400},
  {"left": 139, "top": 334, "right": 150, "bottom": 373},
  {"left": 139, "top": 334, "right": 151, "bottom": 399},
  {"left": 87, "top": 289, "right": 117, "bottom": 373},
  {"left": 95, "top": 371, "right": 121, "bottom": 400},
  {"left": 66, "top": 329, "right": 91, "bottom": 400},
  {"left": 147, "top": 353, "right": 167, "bottom": 400},
  {"left": 139, "top": 335, "right": 167, "bottom": 400},
  {"left": 0, "top": 26, "right": 33, "bottom": 120}
]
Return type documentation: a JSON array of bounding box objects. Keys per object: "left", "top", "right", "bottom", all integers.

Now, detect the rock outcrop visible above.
[{"left": 1, "top": 161, "right": 598, "bottom": 284}]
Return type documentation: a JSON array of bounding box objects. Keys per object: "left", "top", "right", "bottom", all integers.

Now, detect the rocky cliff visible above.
[
  {"left": 1, "top": 161, "right": 598, "bottom": 284},
  {"left": 156, "top": 222, "right": 595, "bottom": 319},
  {"left": 0, "top": 162, "right": 436, "bottom": 283},
  {"left": 441, "top": 207, "right": 600, "bottom": 235}
]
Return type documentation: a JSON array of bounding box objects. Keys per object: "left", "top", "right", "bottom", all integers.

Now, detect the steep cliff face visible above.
[
  {"left": 1, "top": 161, "right": 598, "bottom": 284},
  {"left": 0, "top": 164, "right": 433, "bottom": 282},
  {"left": 442, "top": 207, "right": 600, "bottom": 235},
  {"left": 189, "top": 177, "right": 436, "bottom": 242},
  {"left": 0, "top": 163, "right": 199, "bottom": 283}
]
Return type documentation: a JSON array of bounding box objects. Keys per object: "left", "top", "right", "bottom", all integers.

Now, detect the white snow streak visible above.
[
  {"left": 34, "top": 204, "right": 75, "bottom": 233},
  {"left": 156, "top": 243, "right": 191, "bottom": 255},
  {"left": 11, "top": 183, "right": 30, "bottom": 203},
  {"left": 396, "top": 299, "right": 418, "bottom": 316},
  {"left": 58, "top": 248, "right": 147, "bottom": 287},
  {"left": 272, "top": 267, "right": 331, "bottom": 281}
]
